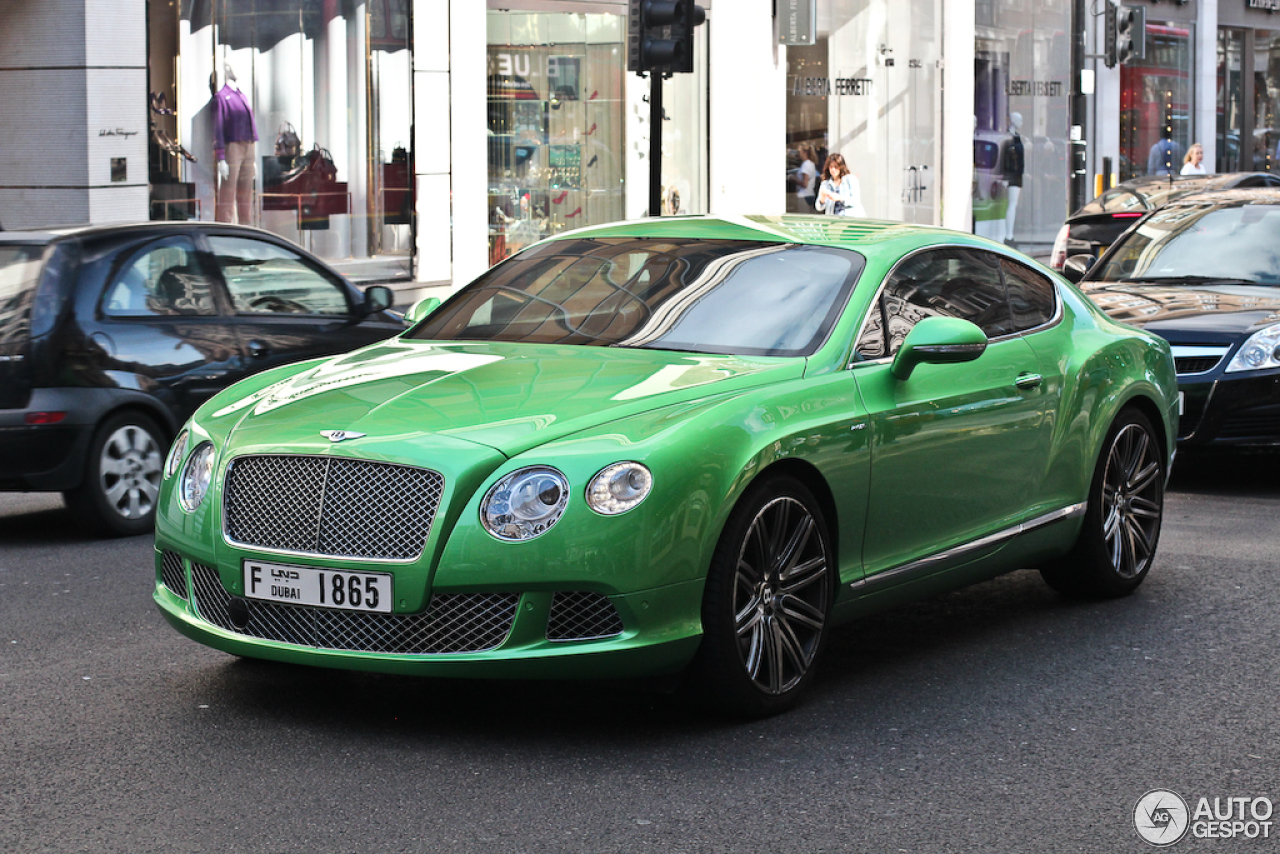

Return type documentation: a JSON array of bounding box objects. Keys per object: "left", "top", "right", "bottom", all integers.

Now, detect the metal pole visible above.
[
  {"left": 649, "top": 72, "right": 663, "bottom": 217},
  {"left": 1070, "top": 0, "right": 1089, "bottom": 212}
]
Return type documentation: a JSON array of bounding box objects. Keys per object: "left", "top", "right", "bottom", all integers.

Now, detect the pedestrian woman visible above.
[
  {"left": 815, "top": 153, "right": 866, "bottom": 216},
  {"left": 1181, "top": 142, "right": 1207, "bottom": 176}
]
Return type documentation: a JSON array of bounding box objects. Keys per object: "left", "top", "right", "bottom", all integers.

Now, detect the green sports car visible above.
[{"left": 153, "top": 215, "right": 1178, "bottom": 716}]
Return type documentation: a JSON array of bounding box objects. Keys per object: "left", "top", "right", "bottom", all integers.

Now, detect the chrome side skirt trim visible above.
[{"left": 850, "top": 502, "right": 1087, "bottom": 592}]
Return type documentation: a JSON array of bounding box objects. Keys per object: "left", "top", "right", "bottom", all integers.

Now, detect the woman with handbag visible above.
[{"left": 815, "top": 152, "right": 865, "bottom": 217}]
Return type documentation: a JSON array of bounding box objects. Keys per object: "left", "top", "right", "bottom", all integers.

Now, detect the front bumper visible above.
[
  {"left": 153, "top": 547, "right": 704, "bottom": 680},
  {"left": 1177, "top": 368, "right": 1280, "bottom": 448}
]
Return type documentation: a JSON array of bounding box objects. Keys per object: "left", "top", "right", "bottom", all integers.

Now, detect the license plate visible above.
[{"left": 243, "top": 560, "right": 392, "bottom": 613}]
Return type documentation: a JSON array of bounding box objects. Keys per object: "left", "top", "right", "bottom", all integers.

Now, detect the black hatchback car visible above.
[
  {"left": 0, "top": 222, "right": 405, "bottom": 535},
  {"left": 1049, "top": 172, "right": 1280, "bottom": 270},
  {"left": 1066, "top": 189, "right": 1280, "bottom": 450}
]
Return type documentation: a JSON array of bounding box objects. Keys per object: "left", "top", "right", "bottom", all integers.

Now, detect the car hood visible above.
[
  {"left": 212, "top": 339, "right": 802, "bottom": 457},
  {"left": 1083, "top": 281, "right": 1280, "bottom": 338}
]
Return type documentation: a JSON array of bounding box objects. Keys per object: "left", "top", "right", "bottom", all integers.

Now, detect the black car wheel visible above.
[
  {"left": 691, "top": 475, "right": 834, "bottom": 717},
  {"left": 1041, "top": 408, "right": 1165, "bottom": 598},
  {"left": 64, "top": 412, "right": 166, "bottom": 537}
]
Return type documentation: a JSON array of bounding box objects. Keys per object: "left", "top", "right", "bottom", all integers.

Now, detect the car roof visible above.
[
  {"left": 1157, "top": 186, "right": 1280, "bottom": 207},
  {"left": 0, "top": 220, "right": 280, "bottom": 247},
  {"left": 540, "top": 214, "right": 1004, "bottom": 256},
  {"left": 1073, "top": 172, "right": 1280, "bottom": 217}
]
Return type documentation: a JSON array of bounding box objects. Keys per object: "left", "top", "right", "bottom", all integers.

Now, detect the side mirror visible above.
[
  {"left": 1062, "top": 254, "right": 1096, "bottom": 283},
  {"left": 891, "top": 316, "right": 988, "bottom": 381},
  {"left": 404, "top": 296, "right": 441, "bottom": 325},
  {"left": 362, "top": 285, "right": 394, "bottom": 314}
]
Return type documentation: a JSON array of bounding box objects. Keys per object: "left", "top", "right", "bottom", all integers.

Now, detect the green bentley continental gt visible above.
[{"left": 153, "top": 215, "right": 1178, "bottom": 716}]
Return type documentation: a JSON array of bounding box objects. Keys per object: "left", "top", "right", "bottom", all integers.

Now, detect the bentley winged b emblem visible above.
[{"left": 320, "top": 430, "right": 366, "bottom": 443}]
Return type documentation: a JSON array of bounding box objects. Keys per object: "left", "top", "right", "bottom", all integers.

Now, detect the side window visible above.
[
  {"left": 208, "top": 236, "right": 350, "bottom": 317},
  {"left": 1001, "top": 259, "right": 1057, "bottom": 331},
  {"left": 855, "top": 248, "right": 1012, "bottom": 359},
  {"left": 102, "top": 238, "right": 218, "bottom": 317}
]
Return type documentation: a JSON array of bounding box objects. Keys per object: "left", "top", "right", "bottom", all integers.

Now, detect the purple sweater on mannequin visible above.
[{"left": 213, "top": 85, "right": 258, "bottom": 161}]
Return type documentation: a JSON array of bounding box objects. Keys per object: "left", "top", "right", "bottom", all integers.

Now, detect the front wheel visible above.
[
  {"left": 1040, "top": 408, "right": 1165, "bottom": 598},
  {"left": 64, "top": 412, "right": 166, "bottom": 537},
  {"left": 689, "top": 475, "right": 835, "bottom": 717}
]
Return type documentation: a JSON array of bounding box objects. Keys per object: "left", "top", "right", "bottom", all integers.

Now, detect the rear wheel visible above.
[
  {"left": 64, "top": 412, "right": 165, "bottom": 537},
  {"left": 690, "top": 475, "right": 835, "bottom": 717},
  {"left": 1041, "top": 408, "right": 1165, "bottom": 598}
]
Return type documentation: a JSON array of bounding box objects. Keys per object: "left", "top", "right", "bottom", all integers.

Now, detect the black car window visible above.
[
  {"left": 102, "top": 237, "right": 217, "bottom": 317},
  {"left": 209, "top": 236, "right": 350, "bottom": 316},
  {"left": 1001, "top": 258, "right": 1057, "bottom": 331},
  {"left": 0, "top": 244, "right": 45, "bottom": 344},
  {"left": 856, "top": 247, "right": 1011, "bottom": 359}
]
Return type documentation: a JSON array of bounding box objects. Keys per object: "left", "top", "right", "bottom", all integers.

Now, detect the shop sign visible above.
[
  {"left": 778, "top": 0, "right": 816, "bottom": 46},
  {"left": 790, "top": 77, "right": 873, "bottom": 97},
  {"left": 1248, "top": 0, "right": 1280, "bottom": 11},
  {"left": 1006, "top": 79, "right": 1066, "bottom": 97}
]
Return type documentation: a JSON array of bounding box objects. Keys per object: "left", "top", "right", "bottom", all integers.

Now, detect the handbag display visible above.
[{"left": 262, "top": 144, "right": 349, "bottom": 227}]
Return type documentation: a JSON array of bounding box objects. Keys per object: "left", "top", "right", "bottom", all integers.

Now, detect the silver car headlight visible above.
[
  {"left": 481, "top": 466, "right": 570, "bottom": 541},
  {"left": 1226, "top": 324, "right": 1280, "bottom": 373},
  {"left": 586, "top": 462, "right": 653, "bottom": 515},
  {"left": 178, "top": 442, "right": 216, "bottom": 512},
  {"left": 164, "top": 428, "right": 189, "bottom": 479}
]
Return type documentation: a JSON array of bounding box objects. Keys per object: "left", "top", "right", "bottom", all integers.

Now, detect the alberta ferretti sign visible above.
[{"left": 1248, "top": 0, "right": 1280, "bottom": 11}]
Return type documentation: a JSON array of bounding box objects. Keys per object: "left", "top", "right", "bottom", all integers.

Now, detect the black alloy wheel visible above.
[
  {"left": 1041, "top": 407, "right": 1165, "bottom": 598},
  {"left": 691, "top": 475, "right": 834, "bottom": 717}
]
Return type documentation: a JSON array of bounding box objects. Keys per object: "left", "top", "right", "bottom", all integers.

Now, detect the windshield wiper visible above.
[{"left": 1122, "top": 275, "right": 1262, "bottom": 286}]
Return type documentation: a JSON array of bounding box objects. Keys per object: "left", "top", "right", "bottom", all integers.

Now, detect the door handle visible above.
[
  {"left": 1015, "top": 372, "right": 1043, "bottom": 390},
  {"left": 247, "top": 339, "right": 270, "bottom": 359}
]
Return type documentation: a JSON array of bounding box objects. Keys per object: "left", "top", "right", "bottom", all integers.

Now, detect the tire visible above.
[
  {"left": 1040, "top": 408, "right": 1165, "bottom": 598},
  {"left": 64, "top": 412, "right": 166, "bottom": 537},
  {"left": 690, "top": 475, "right": 835, "bottom": 717}
]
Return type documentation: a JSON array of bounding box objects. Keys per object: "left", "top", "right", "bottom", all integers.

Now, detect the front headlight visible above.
[
  {"left": 178, "top": 442, "right": 216, "bottom": 512},
  {"left": 164, "top": 428, "right": 189, "bottom": 479},
  {"left": 586, "top": 462, "right": 653, "bottom": 515},
  {"left": 481, "top": 466, "right": 570, "bottom": 541},
  {"left": 1226, "top": 324, "right": 1280, "bottom": 373}
]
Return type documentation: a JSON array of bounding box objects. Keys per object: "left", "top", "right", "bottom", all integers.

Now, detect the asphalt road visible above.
[{"left": 2, "top": 454, "right": 1278, "bottom": 853}]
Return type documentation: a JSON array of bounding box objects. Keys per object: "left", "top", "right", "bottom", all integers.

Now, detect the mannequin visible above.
[
  {"left": 213, "top": 62, "right": 258, "bottom": 224},
  {"left": 1002, "top": 112, "right": 1025, "bottom": 246}
]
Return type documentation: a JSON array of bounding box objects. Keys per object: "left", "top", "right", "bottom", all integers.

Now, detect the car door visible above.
[
  {"left": 202, "top": 232, "right": 403, "bottom": 379},
  {"left": 850, "top": 246, "right": 1054, "bottom": 579},
  {"left": 94, "top": 233, "right": 244, "bottom": 422}
]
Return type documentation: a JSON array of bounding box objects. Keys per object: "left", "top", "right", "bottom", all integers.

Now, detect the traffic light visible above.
[
  {"left": 627, "top": 0, "right": 707, "bottom": 75},
  {"left": 1115, "top": 4, "right": 1146, "bottom": 65},
  {"left": 1103, "top": 1, "right": 1117, "bottom": 69}
]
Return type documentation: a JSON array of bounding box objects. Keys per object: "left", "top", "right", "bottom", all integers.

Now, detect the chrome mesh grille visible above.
[
  {"left": 160, "top": 550, "right": 187, "bottom": 599},
  {"left": 546, "top": 591, "right": 624, "bottom": 642},
  {"left": 223, "top": 455, "right": 444, "bottom": 560},
  {"left": 189, "top": 563, "right": 518, "bottom": 654}
]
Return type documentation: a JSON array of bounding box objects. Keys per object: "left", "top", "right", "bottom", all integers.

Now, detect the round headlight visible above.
[
  {"left": 1226, "top": 324, "right": 1280, "bottom": 373},
  {"left": 481, "top": 466, "right": 570, "bottom": 541},
  {"left": 164, "top": 429, "right": 189, "bottom": 479},
  {"left": 586, "top": 462, "right": 653, "bottom": 515},
  {"left": 178, "top": 442, "right": 216, "bottom": 512}
]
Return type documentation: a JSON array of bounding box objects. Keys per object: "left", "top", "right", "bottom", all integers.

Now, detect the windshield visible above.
[
  {"left": 0, "top": 245, "right": 45, "bottom": 346},
  {"left": 408, "top": 237, "right": 865, "bottom": 357},
  {"left": 1092, "top": 203, "right": 1280, "bottom": 285}
]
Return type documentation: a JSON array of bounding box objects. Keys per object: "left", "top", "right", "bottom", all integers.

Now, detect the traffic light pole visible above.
[{"left": 649, "top": 72, "right": 664, "bottom": 217}]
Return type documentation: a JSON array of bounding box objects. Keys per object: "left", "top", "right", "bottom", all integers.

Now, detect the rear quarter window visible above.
[{"left": 0, "top": 245, "right": 46, "bottom": 345}]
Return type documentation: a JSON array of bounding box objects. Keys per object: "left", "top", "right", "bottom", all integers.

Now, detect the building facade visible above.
[{"left": 12, "top": 0, "right": 1216, "bottom": 294}]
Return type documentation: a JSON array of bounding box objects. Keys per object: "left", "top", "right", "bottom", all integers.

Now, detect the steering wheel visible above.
[{"left": 249, "top": 295, "right": 308, "bottom": 313}]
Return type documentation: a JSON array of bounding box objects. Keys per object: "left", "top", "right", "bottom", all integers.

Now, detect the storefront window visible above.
[
  {"left": 1120, "top": 20, "right": 1194, "bottom": 181},
  {"left": 786, "top": 0, "right": 943, "bottom": 225},
  {"left": 1218, "top": 28, "right": 1246, "bottom": 174},
  {"left": 974, "top": 0, "right": 1071, "bottom": 248},
  {"left": 1254, "top": 30, "right": 1280, "bottom": 174},
  {"left": 486, "top": 9, "right": 707, "bottom": 265},
  {"left": 151, "top": 0, "right": 413, "bottom": 278}
]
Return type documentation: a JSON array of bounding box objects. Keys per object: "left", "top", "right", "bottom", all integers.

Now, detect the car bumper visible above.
[
  {"left": 1177, "top": 368, "right": 1280, "bottom": 448},
  {"left": 152, "top": 547, "right": 704, "bottom": 680}
]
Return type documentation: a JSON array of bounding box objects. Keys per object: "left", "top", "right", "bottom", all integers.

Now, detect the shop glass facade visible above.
[
  {"left": 486, "top": 7, "right": 708, "bottom": 265},
  {"left": 785, "top": 0, "right": 942, "bottom": 224},
  {"left": 974, "top": 0, "right": 1071, "bottom": 247},
  {"left": 149, "top": 0, "right": 413, "bottom": 278},
  {"left": 1217, "top": 27, "right": 1280, "bottom": 175},
  {"left": 1119, "top": 19, "right": 1194, "bottom": 181}
]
